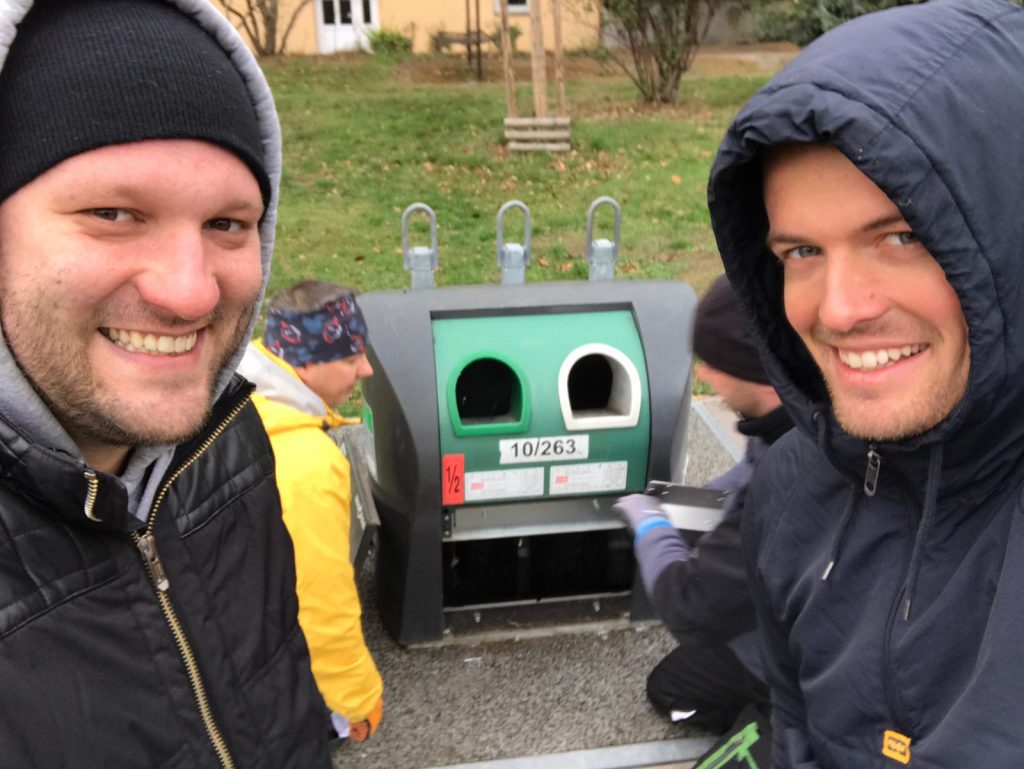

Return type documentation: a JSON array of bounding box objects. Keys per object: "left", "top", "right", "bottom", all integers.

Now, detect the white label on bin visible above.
[
  {"left": 548, "top": 461, "right": 628, "bottom": 495},
  {"left": 498, "top": 434, "right": 589, "bottom": 465},
  {"left": 464, "top": 467, "right": 545, "bottom": 502}
]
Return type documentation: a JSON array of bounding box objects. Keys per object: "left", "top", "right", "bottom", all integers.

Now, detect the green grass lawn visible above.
[
  {"left": 259, "top": 49, "right": 790, "bottom": 413},
  {"left": 261, "top": 50, "right": 783, "bottom": 300}
]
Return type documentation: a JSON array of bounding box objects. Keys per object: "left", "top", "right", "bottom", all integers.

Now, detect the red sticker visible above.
[{"left": 442, "top": 454, "right": 465, "bottom": 506}]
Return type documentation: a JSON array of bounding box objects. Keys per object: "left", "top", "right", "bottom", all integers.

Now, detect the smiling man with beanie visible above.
[
  {"left": 615, "top": 275, "right": 791, "bottom": 753},
  {"left": 0, "top": 1, "right": 330, "bottom": 766}
]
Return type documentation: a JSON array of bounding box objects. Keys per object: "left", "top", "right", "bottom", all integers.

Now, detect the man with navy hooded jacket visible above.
[{"left": 706, "top": 1, "right": 1024, "bottom": 766}]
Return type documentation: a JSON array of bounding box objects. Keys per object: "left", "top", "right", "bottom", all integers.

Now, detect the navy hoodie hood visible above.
[{"left": 708, "top": 0, "right": 1024, "bottom": 502}]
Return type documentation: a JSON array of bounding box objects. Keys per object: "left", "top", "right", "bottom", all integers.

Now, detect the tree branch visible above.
[{"left": 280, "top": 0, "right": 314, "bottom": 55}]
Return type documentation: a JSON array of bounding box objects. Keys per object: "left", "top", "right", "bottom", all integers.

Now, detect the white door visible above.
[{"left": 316, "top": 0, "right": 379, "bottom": 53}]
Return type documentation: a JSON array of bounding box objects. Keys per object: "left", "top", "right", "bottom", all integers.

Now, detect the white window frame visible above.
[{"left": 494, "top": 0, "right": 530, "bottom": 15}]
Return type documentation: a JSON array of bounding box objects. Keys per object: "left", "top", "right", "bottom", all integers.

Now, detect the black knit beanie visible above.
[
  {"left": 693, "top": 274, "right": 771, "bottom": 385},
  {"left": 0, "top": 0, "right": 270, "bottom": 205}
]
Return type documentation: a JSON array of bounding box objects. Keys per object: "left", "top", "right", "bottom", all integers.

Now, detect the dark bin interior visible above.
[
  {"left": 442, "top": 530, "right": 634, "bottom": 607},
  {"left": 455, "top": 358, "right": 521, "bottom": 424},
  {"left": 567, "top": 353, "right": 614, "bottom": 412}
]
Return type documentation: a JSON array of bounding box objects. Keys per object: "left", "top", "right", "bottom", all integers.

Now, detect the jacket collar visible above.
[
  {"left": 0, "top": 377, "right": 254, "bottom": 534},
  {"left": 737, "top": 406, "right": 792, "bottom": 445}
]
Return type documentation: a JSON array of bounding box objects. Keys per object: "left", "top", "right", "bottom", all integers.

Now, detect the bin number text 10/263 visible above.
[{"left": 499, "top": 435, "right": 589, "bottom": 465}]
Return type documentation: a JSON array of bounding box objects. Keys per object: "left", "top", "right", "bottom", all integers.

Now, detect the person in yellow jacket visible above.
[{"left": 238, "top": 280, "right": 383, "bottom": 742}]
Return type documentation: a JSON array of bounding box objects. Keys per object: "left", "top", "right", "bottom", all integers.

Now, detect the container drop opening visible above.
[
  {"left": 568, "top": 354, "right": 615, "bottom": 412},
  {"left": 455, "top": 358, "right": 522, "bottom": 424},
  {"left": 558, "top": 344, "right": 642, "bottom": 430}
]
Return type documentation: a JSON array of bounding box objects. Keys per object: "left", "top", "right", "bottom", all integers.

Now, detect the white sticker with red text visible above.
[
  {"left": 548, "top": 461, "right": 628, "bottom": 495},
  {"left": 464, "top": 467, "right": 545, "bottom": 502}
]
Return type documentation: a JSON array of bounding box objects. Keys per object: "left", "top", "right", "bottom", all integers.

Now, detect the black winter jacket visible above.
[
  {"left": 649, "top": 407, "right": 792, "bottom": 679},
  {"left": 707, "top": 1, "right": 1024, "bottom": 767},
  {"left": 0, "top": 378, "right": 331, "bottom": 768}
]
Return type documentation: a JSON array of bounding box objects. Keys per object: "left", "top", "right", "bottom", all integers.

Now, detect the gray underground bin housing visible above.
[{"left": 359, "top": 280, "right": 698, "bottom": 644}]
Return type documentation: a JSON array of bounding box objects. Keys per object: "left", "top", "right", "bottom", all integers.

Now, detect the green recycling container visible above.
[{"left": 433, "top": 310, "right": 650, "bottom": 506}]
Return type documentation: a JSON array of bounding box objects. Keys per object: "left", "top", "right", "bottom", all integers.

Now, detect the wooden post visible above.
[
  {"left": 500, "top": 0, "right": 517, "bottom": 117},
  {"left": 465, "top": 0, "right": 472, "bottom": 67},
  {"left": 551, "top": 0, "right": 566, "bottom": 116},
  {"left": 474, "top": 0, "right": 483, "bottom": 82},
  {"left": 529, "top": 0, "right": 547, "bottom": 117}
]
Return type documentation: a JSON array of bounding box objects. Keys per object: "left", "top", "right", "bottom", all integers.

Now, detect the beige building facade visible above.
[{"left": 213, "top": 0, "right": 601, "bottom": 56}]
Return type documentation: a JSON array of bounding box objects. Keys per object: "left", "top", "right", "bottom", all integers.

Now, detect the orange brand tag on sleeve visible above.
[
  {"left": 882, "top": 730, "right": 911, "bottom": 764},
  {"left": 442, "top": 454, "right": 465, "bottom": 506}
]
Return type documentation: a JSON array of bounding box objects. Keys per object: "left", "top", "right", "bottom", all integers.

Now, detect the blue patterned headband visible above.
[{"left": 264, "top": 296, "right": 369, "bottom": 367}]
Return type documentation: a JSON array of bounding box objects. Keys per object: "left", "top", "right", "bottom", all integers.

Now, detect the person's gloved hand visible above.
[
  {"left": 347, "top": 697, "right": 383, "bottom": 743},
  {"left": 613, "top": 493, "right": 667, "bottom": 534}
]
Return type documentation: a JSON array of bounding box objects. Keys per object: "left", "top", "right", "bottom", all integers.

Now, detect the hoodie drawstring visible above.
[
  {"left": 811, "top": 405, "right": 944, "bottom": 620},
  {"left": 810, "top": 408, "right": 943, "bottom": 615},
  {"left": 901, "top": 443, "right": 943, "bottom": 621},
  {"left": 813, "top": 410, "right": 861, "bottom": 581},
  {"left": 822, "top": 487, "right": 858, "bottom": 581}
]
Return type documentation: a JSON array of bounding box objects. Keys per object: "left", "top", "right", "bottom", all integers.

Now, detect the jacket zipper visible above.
[
  {"left": 131, "top": 394, "right": 251, "bottom": 769},
  {"left": 870, "top": 445, "right": 917, "bottom": 735},
  {"left": 882, "top": 578, "right": 910, "bottom": 733},
  {"left": 83, "top": 470, "right": 101, "bottom": 521},
  {"left": 863, "top": 446, "right": 881, "bottom": 496}
]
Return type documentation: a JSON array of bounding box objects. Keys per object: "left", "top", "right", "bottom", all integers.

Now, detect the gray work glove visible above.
[{"left": 613, "top": 493, "right": 667, "bottom": 534}]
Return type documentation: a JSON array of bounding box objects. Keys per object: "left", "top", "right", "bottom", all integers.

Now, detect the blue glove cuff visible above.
[{"left": 633, "top": 515, "right": 672, "bottom": 545}]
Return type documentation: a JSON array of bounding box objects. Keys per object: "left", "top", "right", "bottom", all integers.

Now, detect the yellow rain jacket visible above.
[{"left": 238, "top": 341, "right": 383, "bottom": 738}]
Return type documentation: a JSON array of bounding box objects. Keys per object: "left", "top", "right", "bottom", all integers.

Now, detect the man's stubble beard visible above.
[
  {"left": 1, "top": 298, "right": 255, "bottom": 450},
  {"left": 810, "top": 320, "right": 969, "bottom": 443}
]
